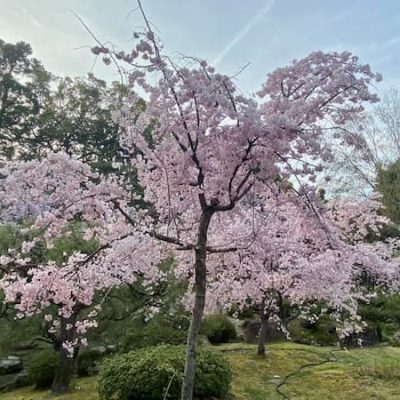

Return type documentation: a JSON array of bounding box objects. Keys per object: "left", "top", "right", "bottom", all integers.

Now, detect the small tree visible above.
[
  {"left": 206, "top": 194, "right": 399, "bottom": 356},
  {"left": 0, "top": 153, "right": 161, "bottom": 393}
]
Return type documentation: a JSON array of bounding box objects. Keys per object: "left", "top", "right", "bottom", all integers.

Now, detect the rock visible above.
[
  {"left": 0, "top": 356, "right": 23, "bottom": 375},
  {"left": 0, "top": 369, "right": 30, "bottom": 392},
  {"left": 228, "top": 317, "right": 244, "bottom": 338},
  {"left": 320, "top": 373, "right": 334, "bottom": 378},
  {"left": 243, "top": 320, "right": 261, "bottom": 343},
  {"left": 242, "top": 320, "right": 286, "bottom": 344},
  {"left": 0, "top": 374, "right": 16, "bottom": 392},
  {"left": 269, "top": 375, "right": 283, "bottom": 385},
  {"left": 91, "top": 345, "right": 107, "bottom": 355},
  {"left": 106, "top": 345, "right": 117, "bottom": 353},
  {"left": 13, "top": 370, "right": 30, "bottom": 388},
  {"left": 88, "top": 344, "right": 117, "bottom": 355}
]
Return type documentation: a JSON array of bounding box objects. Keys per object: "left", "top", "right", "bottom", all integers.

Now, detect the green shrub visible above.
[
  {"left": 77, "top": 349, "right": 106, "bottom": 377},
  {"left": 121, "top": 319, "right": 187, "bottom": 352},
  {"left": 97, "top": 344, "right": 232, "bottom": 400},
  {"left": 28, "top": 350, "right": 59, "bottom": 389},
  {"left": 389, "top": 330, "right": 400, "bottom": 346},
  {"left": 288, "top": 316, "right": 338, "bottom": 346},
  {"left": 201, "top": 314, "right": 237, "bottom": 344},
  {"left": 359, "top": 293, "right": 400, "bottom": 343}
]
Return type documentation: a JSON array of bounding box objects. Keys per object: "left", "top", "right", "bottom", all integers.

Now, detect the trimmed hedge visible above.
[{"left": 97, "top": 344, "right": 232, "bottom": 400}]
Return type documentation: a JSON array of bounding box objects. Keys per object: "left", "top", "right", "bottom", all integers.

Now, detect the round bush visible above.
[
  {"left": 201, "top": 314, "right": 237, "bottom": 344},
  {"left": 28, "top": 350, "right": 59, "bottom": 389},
  {"left": 97, "top": 344, "right": 232, "bottom": 400},
  {"left": 288, "top": 316, "right": 338, "bottom": 346}
]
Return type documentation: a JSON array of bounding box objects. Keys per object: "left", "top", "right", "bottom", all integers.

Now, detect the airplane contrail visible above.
[{"left": 212, "top": 0, "right": 275, "bottom": 66}]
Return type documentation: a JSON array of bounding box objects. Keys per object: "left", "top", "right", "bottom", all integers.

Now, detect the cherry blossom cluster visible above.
[
  {"left": 0, "top": 153, "right": 165, "bottom": 354},
  {"left": 0, "top": 14, "right": 392, "bottom": 359},
  {"left": 204, "top": 193, "right": 399, "bottom": 337}
]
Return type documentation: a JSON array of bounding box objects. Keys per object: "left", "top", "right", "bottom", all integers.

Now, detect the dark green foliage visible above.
[
  {"left": 193, "top": 346, "right": 232, "bottom": 398},
  {"left": 282, "top": 294, "right": 400, "bottom": 347},
  {"left": 76, "top": 349, "right": 106, "bottom": 377},
  {"left": 288, "top": 316, "right": 338, "bottom": 346},
  {"left": 201, "top": 314, "right": 237, "bottom": 344},
  {"left": 359, "top": 293, "right": 400, "bottom": 342},
  {"left": 227, "top": 303, "right": 258, "bottom": 320},
  {"left": 0, "top": 224, "right": 22, "bottom": 255},
  {"left": 44, "top": 223, "right": 99, "bottom": 265},
  {"left": 28, "top": 350, "right": 59, "bottom": 389},
  {"left": 87, "top": 257, "right": 189, "bottom": 349},
  {"left": 0, "top": 317, "right": 44, "bottom": 357},
  {"left": 0, "top": 39, "right": 129, "bottom": 166},
  {"left": 31, "top": 74, "right": 125, "bottom": 167},
  {"left": 0, "top": 39, "right": 51, "bottom": 160},
  {"left": 97, "top": 344, "right": 232, "bottom": 400},
  {"left": 121, "top": 317, "right": 188, "bottom": 352},
  {"left": 377, "top": 160, "right": 400, "bottom": 224}
]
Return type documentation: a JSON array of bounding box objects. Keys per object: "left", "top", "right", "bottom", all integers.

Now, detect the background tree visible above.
[
  {"left": 326, "top": 88, "right": 400, "bottom": 198},
  {"left": 0, "top": 39, "right": 51, "bottom": 160},
  {"left": 377, "top": 160, "right": 400, "bottom": 223},
  {"left": 0, "top": 39, "right": 138, "bottom": 176},
  {"left": 28, "top": 75, "right": 127, "bottom": 169},
  {"left": 206, "top": 194, "right": 398, "bottom": 356}
]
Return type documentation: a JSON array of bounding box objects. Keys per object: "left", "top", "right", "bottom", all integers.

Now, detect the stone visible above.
[
  {"left": 242, "top": 320, "right": 286, "bottom": 344},
  {"left": 106, "top": 345, "right": 117, "bottom": 353},
  {"left": 269, "top": 375, "right": 283, "bottom": 385},
  {"left": 13, "top": 370, "right": 30, "bottom": 388},
  {"left": 0, "top": 356, "right": 23, "bottom": 375},
  {"left": 0, "top": 369, "right": 30, "bottom": 392},
  {"left": 91, "top": 345, "right": 107, "bottom": 354},
  {"left": 89, "top": 344, "right": 117, "bottom": 355}
]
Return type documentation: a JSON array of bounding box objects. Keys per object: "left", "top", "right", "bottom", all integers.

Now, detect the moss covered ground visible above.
[
  {"left": 2, "top": 342, "right": 400, "bottom": 399},
  {"left": 220, "top": 342, "right": 400, "bottom": 399}
]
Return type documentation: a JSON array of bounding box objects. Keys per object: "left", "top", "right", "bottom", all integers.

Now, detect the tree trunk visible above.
[
  {"left": 257, "top": 315, "right": 269, "bottom": 357},
  {"left": 181, "top": 209, "right": 213, "bottom": 400},
  {"left": 51, "top": 313, "right": 77, "bottom": 394}
]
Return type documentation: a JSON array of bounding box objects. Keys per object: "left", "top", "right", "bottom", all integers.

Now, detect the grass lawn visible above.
[
  {"left": 0, "top": 376, "right": 98, "bottom": 400},
  {"left": 2, "top": 342, "right": 400, "bottom": 399},
  {"left": 219, "top": 342, "right": 400, "bottom": 399}
]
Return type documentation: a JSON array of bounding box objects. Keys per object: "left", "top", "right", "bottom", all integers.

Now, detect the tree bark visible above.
[
  {"left": 257, "top": 314, "right": 269, "bottom": 357},
  {"left": 51, "top": 313, "right": 77, "bottom": 394},
  {"left": 181, "top": 209, "right": 213, "bottom": 400}
]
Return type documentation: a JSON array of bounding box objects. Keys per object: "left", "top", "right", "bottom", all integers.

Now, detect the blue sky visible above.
[{"left": 1, "top": 0, "right": 399, "bottom": 94}]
